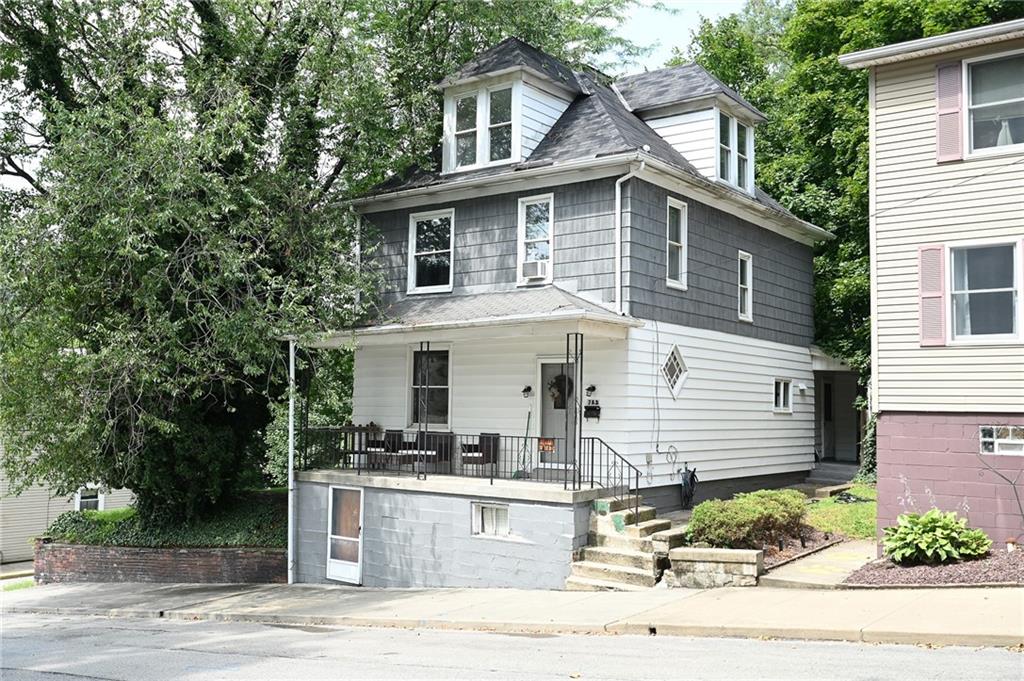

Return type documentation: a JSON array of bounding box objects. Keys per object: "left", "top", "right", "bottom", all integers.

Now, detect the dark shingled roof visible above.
[
  {"left": 613, "top": 63, "right": 764, "bottom": 118},
  {"left": 439, "top": 37, "right": 584, "bottom": 94}
]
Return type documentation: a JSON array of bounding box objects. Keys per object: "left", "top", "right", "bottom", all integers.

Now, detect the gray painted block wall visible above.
[
  {"left": 622, "top": 178, "right": 814, "bottom": 347},
  {"left": 362, "top": 178, "right": 617, "bottom": 306},
  {"left": 295, "top": 481, "right": 590, "bottom": 589}
]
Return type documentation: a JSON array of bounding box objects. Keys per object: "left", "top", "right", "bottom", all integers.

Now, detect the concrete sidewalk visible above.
[{"left": 3, "top": 582, "right": 1022, "bottom": 647}]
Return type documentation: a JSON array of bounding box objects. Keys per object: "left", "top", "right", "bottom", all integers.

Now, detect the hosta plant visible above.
[{"left": 882, "top": 509, "right": 992, "bottom": 565}]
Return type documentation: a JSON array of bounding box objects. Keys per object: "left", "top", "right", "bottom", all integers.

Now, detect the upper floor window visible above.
[
  {"left": 445, "top": 82, "right": 519, "bottom": 172},
  {"left": 410, "top": 348, "right": 450, "bottom": 427},
  {"left": 738, "top": 250, "right": 753, "bottom": 322},
  {"left": 666, "top": 197, "right": 687, "bottom": 290},
  {"left": 950, "top": 242, "right": 1018, "bottom": 340},
  {"left": 407, "top": 209, "right": 454, "bottom": 294},
  {"left": 718, "top": 111, "right": 753, "bottom": 192},
  {"left": 967, "top": 51, "right": 1024, "bottom": 153},
  {"left": 517, "top": 194, "right": 553, "bottom": 285}
]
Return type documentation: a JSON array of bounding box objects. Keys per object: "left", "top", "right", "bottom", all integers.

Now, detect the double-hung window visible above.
[
  {"left": 738, "top": 251, "right": 753, "bottom": 322},
  {"left": 718, "top": 112, "right": 753, "bottom": 191},
  {"left": 950, "top": 242, "right": 1018, "bottom": 340},
  {"left": 454, "top": 95, "right": 478, "bottom": 168},
  {"left": 75, "top": 488, "right": 102, "bottom": 511},
  {"left": 408, "top": 209, "right": 454, "bottom": 294},
  {"left": 773, "top": 379, "right": 792, "bottom": 413},
  {"left": 666, "top": 198, "right": 687, "bottom": 290},
  {"left": 488, "top": 87, "right": 513, "bottom": 162},
  {"left": 967, "top": 50, "right": 1024, "bottom": 154},
  {"left": 518, "top": 194, "right": 553, "bottom": 285},
  {"left": 410, "top": 349, "right": 450, "bottom": 426}
]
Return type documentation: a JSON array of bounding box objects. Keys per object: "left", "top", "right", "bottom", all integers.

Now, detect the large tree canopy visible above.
[
  {"left": 0, "top": 0, "right": 640, "bottom": 520},
  {"left": 677, "top": 0, "right": 1024, "bottom": 374}
]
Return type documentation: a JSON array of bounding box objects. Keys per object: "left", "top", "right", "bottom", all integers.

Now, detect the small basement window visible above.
[
  {"left": 773, "top": 379, "right": 792, "bottom": 413},
  {"left": 661, "top": 346, "right": 688, "bottom": 398},
  {"left": 76, "top": 488, "right": 101, "bottom": 511},
  {"left": 980, "top": 426, "right": 1024, "bottom": 454},
  {"left": 472, "top": 502, "right": 510, "bottom": 537}
]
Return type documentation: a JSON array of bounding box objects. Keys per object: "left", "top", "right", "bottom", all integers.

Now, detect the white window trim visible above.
[
  {"left": 516, "top": 193, "right": 555, "bottom": 286},
  {"left": 406, "top": 343, "right": 453, "bottom": 430},
  {"left": 772, "top": 378, "right": 793, "bottom": 414},
  {"left": 661, "top": 345, "right": 689, "bottom": 399},
  {"left": 945, "top": 238, "right": 1022, "bottom": 345},
  {"left": 471, "top": 501, "right": 511, "bottom": 538},
  {"left": 74, "top": 486, "right": 105, "bottom": 511},
  {"left": 666, "top": 197, "right": 688, "bottom": 291},
  {"left": 738, "top": 250, "right": 753, "bottom": 322},
  {"left": 715, "top": 108, "right": 755, "bottom": 193},
  {"left": 980, "top": 425, "right": 1024, "bottom": 455},
  {"left": 443, "top": 80, "right": 522, "bottom": 173},
  {"left": 407, "top": 208, "right": 455, "bottom": 295},
  {"left": 962, "top": 46, "right": 1024, "bottom": 160}
]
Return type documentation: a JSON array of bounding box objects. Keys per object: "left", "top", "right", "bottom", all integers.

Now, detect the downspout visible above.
[
  {"left": 614, "top": 157, "right": 646, "bottom": 315},
  {"left": 287, "top": 338, "right": 296, "bottom": 585}
]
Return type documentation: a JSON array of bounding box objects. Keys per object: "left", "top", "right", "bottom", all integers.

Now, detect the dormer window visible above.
[
  {"left": 718, "top": 111, "right": 754, "bottom": 192},
  {"left": 444, "top": 81, "right": 521, "bottom": 173}
]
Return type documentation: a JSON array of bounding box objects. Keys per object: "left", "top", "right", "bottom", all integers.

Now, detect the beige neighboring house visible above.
[{"left": 0, "top": 439, "right": 133, "bottom": 563}]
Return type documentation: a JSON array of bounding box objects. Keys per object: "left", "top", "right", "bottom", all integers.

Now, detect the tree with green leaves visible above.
[{"left": 0, "top": 0, "right": 641, "bottom": 521}]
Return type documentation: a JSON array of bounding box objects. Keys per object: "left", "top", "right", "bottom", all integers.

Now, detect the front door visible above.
[
  {"left": 326, "top": 486, "right": 362, "bottom": 584},
  {"left": 540, "top": 362, "right": 576, "bottom": 464},
  {"left": 822, "top": 380, "right": 835, "bottom": 461}
]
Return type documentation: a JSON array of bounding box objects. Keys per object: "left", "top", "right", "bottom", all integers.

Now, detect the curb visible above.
[{"left": 841, "top": 581, "right": 1023, "bottom": 590}]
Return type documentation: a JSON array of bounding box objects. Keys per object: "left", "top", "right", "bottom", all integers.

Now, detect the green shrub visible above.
[
  {"left": 687, "top": 489, "right": 808, "bottom": 549},
  {"left": 882, "top": 509, "right": 991, "bottom": 565},
  {"left": 44, "top": 491, "right": 286, "bottom": 549}
]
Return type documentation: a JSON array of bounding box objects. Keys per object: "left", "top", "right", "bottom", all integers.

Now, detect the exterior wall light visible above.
[
  {"left": 522, "top": 386, "right": 533, "bottom": 399},
  {"left": 585, "top": 385, "right": 597, "bottom": 397}
]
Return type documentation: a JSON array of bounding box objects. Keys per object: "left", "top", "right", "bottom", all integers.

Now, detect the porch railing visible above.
[{"left": 299, "top": 427, "right": 640, "bottom": 519}]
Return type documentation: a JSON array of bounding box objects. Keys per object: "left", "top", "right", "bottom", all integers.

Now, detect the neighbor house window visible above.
[
  {"left": 472, "top": 502, "right": 510, "bottom": 537},
  {"left": 75, "top": 488, "right": 101, "bottom": 511},
  {"left": 408, "top": 209, "right": 454, "bottom": 294},
  {"left": 738, "top": 251, "right": 753, "bottom": 322},
  {"left": 980, "top": 426, "right": 1024, "bottom": 454},
  {"left": 967, "top": 51, "right": 1024, "bottom": 153},
  {"left": 517, "top": 194, "right": 553, "bottom": 285},
  {"left": 773, "top": 379, "right": 792, "bottom": 413},
  {"left": 661, "top": 345, "right": 688, "bottom": 398},
  {"left": 718, "top": 111, "right": 753, "bottom": 191},
  {"left": 454, "top": 94, "right": 478, "bottom": 168},
  {"left": 410, "top": 349, "right": 450, "bottom": 426},
  {"left": 950, "top": 243, "right": 1018, "bottom": 340},
  {"left": 666, "top": 198, "right": 687, "bottom": 290},
  {"left": 488, "top": 87, "right": 513, "bottom": 162}
]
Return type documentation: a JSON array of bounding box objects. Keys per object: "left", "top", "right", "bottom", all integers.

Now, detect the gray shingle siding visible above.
[
  {"left": 622, "top": 178, "right": 814, "bottom": 346},
  {"left": 362, "top": 178, "right": 617, "bottom": 305}
]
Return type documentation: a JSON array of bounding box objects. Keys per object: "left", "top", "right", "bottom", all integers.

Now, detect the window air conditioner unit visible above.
[{"left": 521, "top": 260, "right": 549, "bottom": 280}]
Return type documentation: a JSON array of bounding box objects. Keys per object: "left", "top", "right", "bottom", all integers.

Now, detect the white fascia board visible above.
[
  {"left": 839, "top": 19, "right": 1024, "bottom": 69},
  {"left": 635, "top": 156, "right": 833, "bottom": 246}
]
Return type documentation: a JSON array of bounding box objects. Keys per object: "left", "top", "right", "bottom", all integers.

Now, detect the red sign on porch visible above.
[{"left": 538, "top": 438, "right": 556, "bottom": 453}]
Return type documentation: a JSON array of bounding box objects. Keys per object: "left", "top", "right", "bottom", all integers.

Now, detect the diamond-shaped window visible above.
[{"left": 661, "top": 346, "right": 688, "bottom": 398}]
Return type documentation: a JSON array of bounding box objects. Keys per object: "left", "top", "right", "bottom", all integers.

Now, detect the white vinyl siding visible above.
[
  {"left": 872, "top": 37, "right": 1024, "bottom": 412},
  {"left": 645, "top": 109, "right": 717, "bottom": 179},
  {"left": 521, "top": 82, "right": 572, "bottom": 159}
]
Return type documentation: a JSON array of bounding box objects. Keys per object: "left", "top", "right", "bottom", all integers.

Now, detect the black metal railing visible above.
[{"left": 300, "top": 426, "right": 641, "bottom": 520}]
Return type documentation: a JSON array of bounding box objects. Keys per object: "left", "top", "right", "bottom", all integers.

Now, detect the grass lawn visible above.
[
  {"left": 2, "top": 578, "right": 34, "bottom": 592},
  {"left": 805, "top": 484, "right": 877, "bottom": 539}
]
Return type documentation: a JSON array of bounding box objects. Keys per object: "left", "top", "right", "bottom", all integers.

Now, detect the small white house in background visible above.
[
  {"left": 0, "top": 441, "right": 133, "bottom": 563},
  {"left": 288, "top": 38, "right": 856, "bottom": 591}
]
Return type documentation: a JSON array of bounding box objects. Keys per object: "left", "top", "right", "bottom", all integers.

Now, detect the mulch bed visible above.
[
  {"left": 762, "top": 527, "right": 836, "bottom": 569},
  {"left": 844, "top": 549, "right": 1024, "bottom": 586}
]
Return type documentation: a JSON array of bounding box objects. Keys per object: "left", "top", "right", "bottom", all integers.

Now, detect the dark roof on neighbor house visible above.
[
  {"left": 438, "top": 37, "right": 585, "bottom": 94},
  {"left": 613, "top": 63, "right": 765, "bottom": 118},
  {"left": 358, "top": 286, "right": 633, "bottom": 331}
]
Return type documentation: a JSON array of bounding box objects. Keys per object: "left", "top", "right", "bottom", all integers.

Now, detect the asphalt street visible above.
[{"left": 2, "top": 612, "right": 1022, "bottom": 680}]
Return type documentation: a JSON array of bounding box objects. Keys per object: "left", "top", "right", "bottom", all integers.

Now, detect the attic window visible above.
[
  {"left": 489, "top": 88, "right": 513, "bottom": 161},
  {"left": 661, "top": 346, "right": 688, "bottom": 398},
  {"left": 444, "top": 81, "right": 520, "bottom": 172},
  {"left": 455, "top": 94, "right": 478, "bottom": 168},
  {"left": 718, "top": 111, "right": 753, "bottom": 192}
]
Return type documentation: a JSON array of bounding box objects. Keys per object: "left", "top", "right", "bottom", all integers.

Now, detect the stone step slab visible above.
[
  {"left": 563, "top": 575, "right": 651, "bottom": 592},
  {"left": 569, "top": 561, "right": 658, "bottom": 588},
  {"left": 581, "top": 546, "right": 658, "bottom": 572}
]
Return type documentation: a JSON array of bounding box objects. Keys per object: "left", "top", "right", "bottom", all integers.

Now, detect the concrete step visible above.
[
  {"left": 589, "top": 531, "right": 653, "bottom": 553},
  {"left": 564, "top": 575, "right": 652, "bottom": 592},
  {"left": 649, "top": 526, "right": 689, "bottom": 554},
  {"left": 592, "top": 494, "right": 641, "bottom": 515},
  {"left": 569, "top": 561, "right": 658, "bottom": 588},
  {"left": 806, "top": 476, "right": 856, "bottom": 486},
  {"left": 592, "top": 506, "right": 658, "bottom": 532},
  {"left": 581, "top": 546, "right": 658, "bottom": 572},
  {"left": 622, "top": 518, "right": 672, "bottom": 538}
]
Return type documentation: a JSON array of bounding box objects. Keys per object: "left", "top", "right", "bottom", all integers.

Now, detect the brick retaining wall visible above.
[
  {"left": 877, "top": 412, "right": 1024, "bottom": 545},
  {"left": 34, "top": 539, "right": 286, "bottom": 584}
]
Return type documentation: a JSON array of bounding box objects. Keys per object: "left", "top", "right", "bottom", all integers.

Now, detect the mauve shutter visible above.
[
  {"left": 919, "top": 245, "right": 946, "bottom": 346},
  {"left": 935, "top": 62, "right": 963, "bottom": 162}
]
